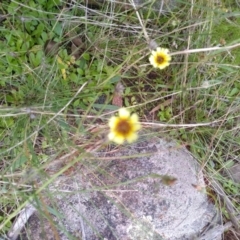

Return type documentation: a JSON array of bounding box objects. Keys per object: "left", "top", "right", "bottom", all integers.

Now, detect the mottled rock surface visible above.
[{"left": 17, "top": 138, "right": 219, "bottom": 240}]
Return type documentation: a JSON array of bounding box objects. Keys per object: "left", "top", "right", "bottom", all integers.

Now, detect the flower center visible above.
[
  {"left": 156, "top": 55, "right": 164, "bottom": 64},
  {"left": 116, "top": 120, "right": 131, "bottom": 135}
]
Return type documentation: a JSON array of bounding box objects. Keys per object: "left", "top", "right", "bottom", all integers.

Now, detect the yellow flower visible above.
[
  {"left": 108, "top": 108, "right": 141, "bottom": 144},
  {"left": 149, "top": 47, "right": 171, "bottom": 69}
]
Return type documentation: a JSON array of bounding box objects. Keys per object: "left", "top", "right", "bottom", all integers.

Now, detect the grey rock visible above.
[{"left": 18, "top": 138, "right": 219, "bottom": 240}]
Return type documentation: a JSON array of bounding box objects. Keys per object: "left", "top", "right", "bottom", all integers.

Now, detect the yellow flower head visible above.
[
  {"left": 108, "top": 108, "right": 141, "bottom": 144},
  {"left": 149, "top": 47, "right": 171, "bottom": 69}
]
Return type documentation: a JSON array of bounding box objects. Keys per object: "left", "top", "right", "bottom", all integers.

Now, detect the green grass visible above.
[{"left": 0, "top": 0, "right": 240, "bottom": 238}]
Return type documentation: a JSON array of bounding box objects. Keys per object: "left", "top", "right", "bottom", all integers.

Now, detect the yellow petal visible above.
[
  {"left": 130, "top": 113, "right": 139, "bottom": 122},
  {"left": 133, "top": 123, "right": 141, "bottom": 131},
  {"left": 149, "top": 55, "right": 157, "bottom": 68},
  {"left": 130, "top": 114, "right": 141, "bottom": 131},
  {"left": 108, "top": 132, "right": 115, "bottom": 141},
  {"left": 126, "top": 132, "right": 138, "bottom": 143},
  {"left": 108, "top": 116, "right": 118, "bottom": 128},
  {"left": 114, "top": 136, "right": 125, "bottom": 144},
  {"left": 118, "top": 108, "right": 130, "bottom": 118},
  {"left": 109, "top": 133, "right": 125, "bottom": 144},
  {"left": 157, "top": 47, "right": 168, "bottom": 54}
]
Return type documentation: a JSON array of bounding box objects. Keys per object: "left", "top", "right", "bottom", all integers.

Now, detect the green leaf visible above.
[
  {"left": 73, "top": 99, "right": 80, "bottom": 107},
  {"left": 77, "top": 68, "right": 84, "bottom": 76},
  {"left": 92, "top": 104, "right": 119, "bottom": 110},
  {"left": 125, "top": 87, "right": 131, "bottom": 95},
  {"left": 33, "top": 23, "right": 45, "bottom": 38},
  {"left": 41, "top": 31, "right": 48, "bottom": 42},
  {"left": 16, "top": 39, "right": 23, "bottom": 51},
  {"left": 82, "top": 53, "right": 90, "bottom": 61},
  {"left": 224, "top": 160, "right": 235, "bottom": 169},
  {"left": 124, "top": 98, "right": 130, "bottom": 107},
  {"left": 12, "top": 155, "right": 28, "bottom": 171},
  {"left": 52, "top": 22, "right": 63, "bottom": 36},
  {"left": 22, "top": 41, "right": 30, "bottom": 51},
  {"left": 109, "top": 75, "right": 121, "bottom": 84},
  {"left": 57, "top": 119, "right": 71, "bottom": 132},
  {"left": 35, "top": 51, "right": 43, "bottom": 66},
  {"left": 7, "top": 1, "right": 19, "bottom": 14},
  {"left": 229, "top": 88, "right": 239, "bottom": 97},
  {"left": 29, "top": 52, "right": 36, "bottom": 66},
  {"left": 30, "top": 53, "right": 41, "bottom": 67},
  {"left": 69, "top": 73, "right": 78, "bottom": 83}
]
